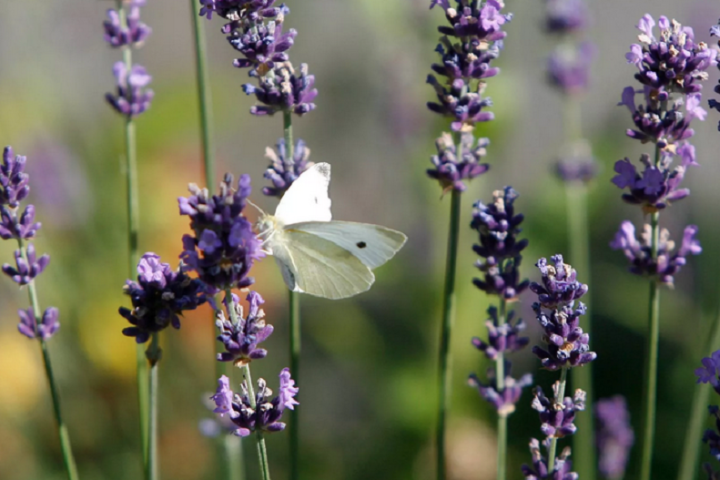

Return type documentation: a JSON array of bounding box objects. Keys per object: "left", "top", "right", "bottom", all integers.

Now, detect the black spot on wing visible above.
[{"left": 356, "top": 241, "right": 367, "bottom": 249}]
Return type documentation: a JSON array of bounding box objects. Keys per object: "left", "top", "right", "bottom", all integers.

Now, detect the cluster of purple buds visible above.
[
  {"left": 262, "top": 138, "right": 313, "bottom": 197},
  {"left": 710, "top": 20, "right": 720, "bottom": 130},
  {"left": 211, "top": 368, "right": 299, "bottom": 437},
  {"left": 521, "top": 438, "right": 578, "bottom": 480},
  {"left": 555, "top": 141, "right": 597, "bottom": 184},
  {"left": 595, "top": 396, "right": 634, "bottom": 480},
  {"left": 103, "top": 1, "right": 154, "bottom": 118},
  {"left": 426, "top": 0, "right": 511, "bottom": 130},
  {"left": 468, "top": 362, "right": 532, "bottom": 417},
  {"left": 427, "top": 132, "right": 489, "bottom": 192},
  {"left": 532, "top": 384, "right": 586, "bottom": 439},
  {"left": 611, "top": 143, "right": 697, "bottom": 211},
  {"left": 242, "top": 63, "right": 317, "bottom": 117},
  {"left": 471, "top": 187, "right": 529, "bottom": 300},
  {"left": 471, "top": 306, "right": 528, "bottom": 360},
  {"left": 544, "top": 0, "right": 586, "bottom": 34},
  {"left": 530, "top": 255, "right": 596, "bottom": 370},
  {"left": 103, "top": 1, "right": 151, "bottom": 48},
  {"left": 216, "top": 291, "right": 273, "bottom": 365},
  {"left": 119, "top": 253, "right": 207, "bottom": 344},
  {"left": 0, "top": 147, "right": 58, "bottom": 341},
  {"left": 626, "top": 15, "right": 716, "bottom": 97},
  {"left": 547, "top": 42, "right": 594, "bottom": 95},
  {"left": 695, "top": 350, "right": 720, "bottom": 477},
  {"left": 228, "top": 20, "right": 295, "bottom": 75},
  {"left": 179, "top": 173, "right": 264, "bottom": 294},
  {"left": 610, "top": 221, "right": 701, "bottom": 286}
]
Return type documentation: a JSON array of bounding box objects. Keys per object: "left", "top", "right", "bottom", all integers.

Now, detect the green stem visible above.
[
  {"left": 436, "top": 187, "right": 462, "bottom": 480},
  {"left": 547, "top": 367, "right": 569, "bottom": 472},
  {"left": 17, "top": 239, "right": 79, "bottom": 480},
  {"left": 189, "top": 0, "right": 216, "bottom": 189},
  {"left": 565, "top": 183, "right": 595, "bottom": 480},
  {"left": 496, "top": 298, "right": 507, "bottom": 480},
  {"left": 146, "top": 334, "right": 161, "bottom": 480},
  {"left": 639, "top": 146, "right": 662, "bottom": 480},
  {"left": 677, "top": 308, "right": 720, "bottom": 480},
  {"left": 116, "top": 3, "right": 149, "bottom": 474}
]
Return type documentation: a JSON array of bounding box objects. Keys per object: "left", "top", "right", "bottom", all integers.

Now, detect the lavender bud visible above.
[
  {"left": 106, "top": 62, "right": 154, "bottom": 118},
  {"left": 216, "top": 291, "right": 274, "bottom": 365},
  {"left": 262, "top": 138, "right": 313, "bottom": 197}
]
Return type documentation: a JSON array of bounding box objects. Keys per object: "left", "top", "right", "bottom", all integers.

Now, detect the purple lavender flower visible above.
[
  {"left": 610, "top": 221, "right": 701, "bottom": 285},
  {"left": 626, "top": 15, "right": 717, "bottom": 96},
  {"left": 119, "top": 253, "right": 207, "bottom": 343},
  {"left": 531, "top": 301, "right": 595, "bottom": 370},
  {"left": 216, "top": 291, "right": 274, "bottom": 365},
  {"left": 521, "top": 439, "right": 578, "bottom": 480},
  {"left": 430, "top": 0, "right": 511, "bottom": 41},
  {"left": 229, "top": 21, "right": 296, "bottom": 75},
  {"left": 427, "top": 77, "right": 494, "bottom": 132},
  {"left": 179, "top": 173, "right": 264, "bottom": 293},
  {"left": 704, "top": 404, "right": 720, "bottom": 478},
  {"left": 472, "top": 306, "right": 528, "bottom": 360},
  {"left": 211, "top": 368, "right": 299, "bottom": 437},
  {"left": 530, "top": 255, "right": 588, "bottom": 309},
  {"left": 532, "top": 384, "right": 586, "bottom": 439},
  {"left": 544, "top": 0, "right": 587, "bottom": 34},
  {"left": 262, "top": 138, "right": 313, "bottom": 197},
  {"left": 696, "top": 349, "right": 720, "bottom": 395},
  {"left": 103, "top": 5, "right": 151, "bottom": 48},
  {"left": 105, "top": 62, "right": 154, "bottom": 118},
  {"left": 242, "top": 63, "right": 317, "bottom": 117},
  {"left": 431, "top": 37, "right": 501, "bottom": 81},
  {"left": 556, "top": 143, "right": 597, "bottom": 183},
  {"left": 596, "top": 396, "right": 634, "bottom": 480},
  {"left": 468, "top": 362, "right": 532, "bottom": 417},
  {"left": 2, "top": 244, "right": 50, "bottom": 286},
  {"left": 17, "top": 307, "right": 60, "bottom": 341},
  {"left": 427, "top": 132, "right": 490, "bottom": 192},
  {"left": 548, "top": 42, "right": 594, "bottom": 94},
  {"left": 199, "top": 0, "right": 284, "bottom": 22},
  {"left": 0, "top": 147, "right": 30, "bottom": 209},
  {"left": 709, "top": 20, "right": 720, "bottom": 130},
  {"left": 471, "top": 187, "right": 529, "bottom": 300}
]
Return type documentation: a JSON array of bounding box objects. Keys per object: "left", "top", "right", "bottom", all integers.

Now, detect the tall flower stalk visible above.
[
  {"left": 610, "top": 15, "right": 714, "bottom": 480},
  {"left": 541, "top": 1, "right": 597, "bottom": 475},
  {"left": 679, "top": 19, "right": 720, "bottom": 480},
  {"left": 103, "top": 0, "right": 154, "bottom": 473},
  {"left": 0, "top": 147, "right": 79, "bottom": 480},
  {"left": 424, "top": 2, "right": 511, "bottom": 477},
  {"left": 198, "top": 2, "right": 316, "bottom": 476},
  {"left": 468, "top": 187, "right": 531, "bottom": 480},
  {"left": 522, "top": 255, "right": 596, "bottom": 479}
]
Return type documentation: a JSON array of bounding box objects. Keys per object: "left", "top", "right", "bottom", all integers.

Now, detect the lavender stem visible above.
[
  {"left": 496, "top": 297, "right": 507, "bottom": 480},
  {"left": 547, "top": 366, "right": 568, "bottom": 472},
  {"left": 18, "top": 238, "right": 79, "bottom": 480},
  {"left": 146, "top": 333, "right": 160, "bottom": 480}
]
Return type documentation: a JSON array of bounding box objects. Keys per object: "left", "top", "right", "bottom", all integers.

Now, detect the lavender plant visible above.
[
  {"left": 711, "top": 20, "right": 720, "bottom": 130},
  {"left": 0, "top": 147, "right": 79, "bottom": 480},
  {"left": 596, "top": 396, "right": 634, "bottom": 480},
  {"left": 198, "top": 3, "right": 316, "bottom": 476},
  {"left": 522, "top": 255, "right": 596, "bottom": 477},
  {"left": 468, "top": 186, "right": 531, "bottom": 479},
  {"left": 541, "top": 1, "right": 597, "bottom": 472},
  {"left": 102, "top": 0, "right": 154, "bottom": 473},
  {"left": 609, "top": 15, "right": 715, "bottom": 480},
  {"left": 425, "top": 2, "right": 511, "bottom": 477},
  {"left": 694, "top": 350, "right": 720, "bottom": 479}
]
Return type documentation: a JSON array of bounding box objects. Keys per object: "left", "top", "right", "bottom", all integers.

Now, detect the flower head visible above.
[
  {"left": 262, "top": 138, "right": 313, "bottom": 197},
  {"left": 17, "top": 307, "right": 60, "bottom": 341},
  {"left": 179, "top": 173, "right": 264, "bottom": 293},
  {"left": 242, "top": 62, "right": 317, "bottom": 117},
  {"left": 427, "top": 132, "right": 490, "bottom": 192},
  {"left": 696, "top": 349, "right": 720, "bottom": 395},
  {"left": 431, "top": 0, "right": 511, "bottom": 41},
  {"left": 544, "top": 0, "right": 587, "bottom": 34},
  {"left": 103, "top": 5, "right": 151, "bottom": 48},
  {"left": 521, "top": 438, "right": 578, "bottom": 480},
  {"left": 119, "top": 253, "right": 207, "bottom": 343},
  {"left": 0, "top": 147, "right": 30, "bottom": 209},
  {"left": 229, "top": 21, "right": 296, "bottom": 75},
  {"left": 548, "top": 42, "right": 594, "bottom": 95},
  {"left": 532, "top": 385, "right": 586, "bottom": 439},
  {"left": 555, "top": 141, "right": 597, "bottom": 184},
  {"left": 216, "top": 291, "right": 274, "bottom": 365},
  {"left": 199, "top": 0, "right": 285, "bottom": 22},
  {"left": 211, "top": 369, "right": 299, "bottom": 437},
  {"left": 472, "top": 306, "right": 528, "bottom": 360},
  {"left": 610, "top": 222, "right": 701, "bottom": 286},
  {"left": 2, "top": 244, "right": 50, "bottom": 285},
  {"left": 530, "top": 255, "right": 587, "bottom": 309},
  {"left": 468, "top": 361, "right": 532, "bottom": 417},
  {"left": 596, "top": 396, "right": 634, "bottom": 480},
  {"left": 105, "top": 62, "right": 154, "bottom": 118},
  {"left": 709, "top": 19, "right": 720, "bottom": 130},
  {"left": 427, "top": 76, "right": 494, "bottom": 132}
]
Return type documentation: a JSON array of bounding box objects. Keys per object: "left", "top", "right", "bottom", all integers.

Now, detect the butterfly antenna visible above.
[{"left": 247, "top": 199, "right": 266, "bottom": 216}]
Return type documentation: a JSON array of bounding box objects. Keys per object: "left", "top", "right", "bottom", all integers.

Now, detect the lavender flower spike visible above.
[
  {"left": 472, "top": 306, "right": 528, "bottom": 360},
  {"left": 532, "top": 384, "right": 586, "bottom": 439},
  {"left": 427, "top": 132, "right": 490, "bottom": 193},
  {"left": 216, "top": 291, "right": 274, "bottom": 365},
  {"left": 521, "top": 439, "right": 578, "bottom": 480},
  {"left": 0, "top": 146, "right": 30, "bottom": 208},
  {"left": 596, "top": 396, "right": 634, "bottom": 480},
  {"left": 530, "top": 255, "right": 588, "bottom": 309},
  {"left": 468, "top": 362, "right": 532, "bottom": 417},
  {"left": 242, "top": 63, "right": 317, "bottom": 117},
  {"left": 709, "top": 19, "right": 720, "bottom": 130},
  {"left": 696, "top": 349, "right": 720, "bottom": 395},
  {"left": 17, "top": 307, "right": 60, "bottom": 341},
  {"left": 105, "top": 61, "right": 155, "bottom": 118},
  {"left": 262, "top": 138, "right": 313, "bottom": 197},
  {"left": 2, "top": 243, "right": 50, "bottom": 285},
  {"left": 103, "top": 5, "right": 152, "bottom": 48}
]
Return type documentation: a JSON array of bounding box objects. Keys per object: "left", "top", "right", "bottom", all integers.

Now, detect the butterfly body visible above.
[{"left": 258, "top": 163, "right": 407, "bottom": 299}]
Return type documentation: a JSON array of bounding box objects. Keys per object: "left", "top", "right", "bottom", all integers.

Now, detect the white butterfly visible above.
[{"left": 256, "top": 163, "right": 407, "bottom": 299}]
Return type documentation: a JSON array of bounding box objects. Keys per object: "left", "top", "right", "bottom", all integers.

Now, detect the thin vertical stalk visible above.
[
  {"left": 547, "top": 367, "right": 569, "bottom": 472},
  {"left": 639, "top": 146, "right": 662, "bottom": 480},
  {"left": 18, "top": 240, "right": 79, "bottom": 480},
  {"left": 565, "top": 183, "right": 595, "bottom": 480},
  {"left": 116, "top": 3, "right": 149, "bottom": 473},
  {"left": 678, "top": 306, "right": 720, "bottom": 480},
  {"left": 146, "top": 334, "right": 160, "bottom": 480},
  {"left": 495, "top": 298, "right": 507, "bottom": 480},
  {"left": 225, "top": 290, "right": 271, "bottom": 480},
  {"left": 282, "top": 109, "right": 301, "bottom": 480},
  {"left": 436, "top": 175, "right": 462, "bottom": 480}
]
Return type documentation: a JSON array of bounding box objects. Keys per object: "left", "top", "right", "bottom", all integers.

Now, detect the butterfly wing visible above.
[
  {"left": 269, "top": 229, "right": 374, "bottom": 299},
  {"left": 287, "top": 221, "right": 407, "bottom": 269},
  {"left": 274, "top": 162, "right": 332, "bottom": 225}
]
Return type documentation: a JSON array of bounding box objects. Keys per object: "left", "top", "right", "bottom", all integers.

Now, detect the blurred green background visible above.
[{"left": 0, "top": 0, "right": 719, "bottom": 479}]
